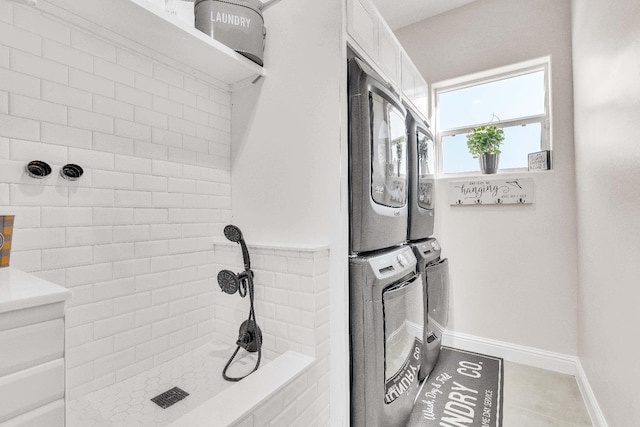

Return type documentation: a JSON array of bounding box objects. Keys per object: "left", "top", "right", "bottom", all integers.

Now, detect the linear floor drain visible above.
[{"left": 150, "top": 387, "right": 189, "bottom": 409}]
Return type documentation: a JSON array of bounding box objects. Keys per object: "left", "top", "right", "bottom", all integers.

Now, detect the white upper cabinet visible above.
[
  {"left": 377, "top": 22, "right": 401, "bottom": 89},
  {"left": 37, "top": 0, "right": 264, "bottom": 87},
  {"left": 346, "top": 0, "right": 428, "bottom": 118},
  {"left": 401, "top": 50, "right": 429, "bottom": 119},
  {"left": 347, "top": 0, "right": 401, "bottom": 91},
  {"left": 347, "top": 0, "right": 380, "bottom": 64}
]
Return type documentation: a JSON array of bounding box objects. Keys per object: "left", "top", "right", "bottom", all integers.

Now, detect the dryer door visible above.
[
  {"left": 370, "top": 91, "right": 408, "bottom": 209},
  {"left": 416, "top": 128, "right": 435, "bottom": 211},
  {"left": 408, "top": 124, "right": 435, "bottom": 241},
  {"left": 382, "top": 274, "right": 424, "bottom": 407}
]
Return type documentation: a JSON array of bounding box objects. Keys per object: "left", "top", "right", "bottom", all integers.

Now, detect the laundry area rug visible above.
[{"left": 407, "top": 347, "right": 503, "bottom": 427}]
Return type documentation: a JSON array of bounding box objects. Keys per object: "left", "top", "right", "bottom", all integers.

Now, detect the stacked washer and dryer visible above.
[{"left": 348, "top": 57, "right": 450, "bottom": 426}]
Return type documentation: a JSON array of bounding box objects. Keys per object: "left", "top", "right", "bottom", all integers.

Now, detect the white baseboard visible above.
[
  {"left": 442, "top": 330, "right": 608, "bottom": 427},
  {"left": 575, "top": 359, "right": 609, "bottom": 427},
  {"left": 442, "top": 330, "right": 577, "bottom": 374}
]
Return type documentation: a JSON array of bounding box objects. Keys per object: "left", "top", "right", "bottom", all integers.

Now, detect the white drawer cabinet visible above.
[
  {"left": 0, "top": 360, "right": 64, "bottom": 423},
  {"left": 0, "top": 269, "right": 70, "bottom": 427},
  {"left": 0, "top": 400, "right": 65, "bottom": 427},
  {"left": 0, "top": 320, "right": 64, "bottom": 378}
]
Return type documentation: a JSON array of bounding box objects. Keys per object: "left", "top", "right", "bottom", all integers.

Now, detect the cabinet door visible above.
[
  {"left": 377, "top": 21, "right": 401, "bottom": 89},
  {"left": 401, "top": 51, "right": 429, "bottom": 119},
  {"left": 413, "top": 70, "right": 429, "bottom": 118},
  {"left": 347, "top": 0, "right": 379, "bottom": 62}
]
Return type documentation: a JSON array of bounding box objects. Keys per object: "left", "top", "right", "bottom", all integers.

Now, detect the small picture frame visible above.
[{"left": 528, "top": 150, "right": 551, "bottom": 171}]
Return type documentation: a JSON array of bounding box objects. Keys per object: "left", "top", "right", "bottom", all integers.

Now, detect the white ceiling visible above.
[{"left": 371, "top": 0, "right": 478, "bottom": 30}]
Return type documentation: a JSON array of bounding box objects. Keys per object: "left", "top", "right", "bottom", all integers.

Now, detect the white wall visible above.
[
  {"left": 231, "top": 0, "right": 344, "bottom": 247},
  {"left": 231, "top": 0, "right": 348, "bottom": 424},
  {"left": 572, "top": 0, "right": 640, "bottom": 424},
  {"left": 396, "top": 0, "right": 579, "bottom": 355}
]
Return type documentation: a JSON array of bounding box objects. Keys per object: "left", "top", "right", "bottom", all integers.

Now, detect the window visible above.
[{"left": 433, "top": 58, "right": 550, "bottom": 175}]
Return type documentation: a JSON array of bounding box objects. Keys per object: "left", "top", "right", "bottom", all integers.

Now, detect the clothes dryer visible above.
[
  {"left": 348, "top": 57, "right": 408, "bottom": 254},
  {"left": 406, "top": 104, "right": 435, "bottom": 241}
]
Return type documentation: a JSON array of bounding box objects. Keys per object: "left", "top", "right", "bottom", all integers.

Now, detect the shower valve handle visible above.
[
  {"left": 236, "top": 331, "right": 252, "bottom": 348},
  {"left": 236, "top": 320, "right": 261, "bottom": 353}
]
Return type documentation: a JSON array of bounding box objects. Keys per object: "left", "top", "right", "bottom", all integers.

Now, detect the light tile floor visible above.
[{"left": 502, "top": 362, "right": 592, "bottom": 427}]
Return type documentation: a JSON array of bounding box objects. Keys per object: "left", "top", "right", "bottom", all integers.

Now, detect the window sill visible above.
[{"left": 437, "top": 168, "right": 553, "bottom": 180}]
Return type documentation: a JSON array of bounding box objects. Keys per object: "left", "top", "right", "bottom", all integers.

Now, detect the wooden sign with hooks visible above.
[{"left": 449, "top": 177, "right": 534, "bottom": 205}]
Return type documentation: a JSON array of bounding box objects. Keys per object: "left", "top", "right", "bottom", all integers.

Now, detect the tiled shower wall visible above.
[
  {"left": 212, "top": 243, "right": 330, "bottom": 360},
  {"left": 213, "top": 243, "right": 331, "bottom": 426},
  {"left": 0, "top": 2, "right": 233, "bottom": 397}
]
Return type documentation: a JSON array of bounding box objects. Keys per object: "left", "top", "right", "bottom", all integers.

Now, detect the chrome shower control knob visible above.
[{"left": 397, "top": 254, "right": 408, "bottom": 267}]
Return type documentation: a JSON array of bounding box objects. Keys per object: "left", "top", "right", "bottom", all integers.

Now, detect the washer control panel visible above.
[
  {"left": 368, "top": 246, "right": 417, "bottom": 280},
  {"left": 414, "top": 238, "right": 441, "bottom": 264}
]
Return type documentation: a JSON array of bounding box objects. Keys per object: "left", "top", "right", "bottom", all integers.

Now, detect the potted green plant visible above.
[{"left": 466, "top": 125, "right": 505, "bottom": 174}]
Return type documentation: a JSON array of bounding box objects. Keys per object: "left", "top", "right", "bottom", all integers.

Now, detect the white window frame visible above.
[{"left": 431, "top": 57, "right": 552, "bottom": 176}]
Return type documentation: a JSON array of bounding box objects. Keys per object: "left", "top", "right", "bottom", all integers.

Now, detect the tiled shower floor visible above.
[{"left": 67, "top": 340, "right": 267, "bottom": 427}]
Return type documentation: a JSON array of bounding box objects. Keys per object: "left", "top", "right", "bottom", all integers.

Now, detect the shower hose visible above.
[{"left": 222, "top": 271, "right": 262, "bottom": 382}]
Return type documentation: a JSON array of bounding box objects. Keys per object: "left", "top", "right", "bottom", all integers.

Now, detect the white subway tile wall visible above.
[
  {"left": 0, "top": 3, "right": 331, "bottom": 424},
  {"left": 0, "top": 2, "right": 233, "bottom": 398},
  {"left": 213, "top": 243, "right": 331, "bottom": 427}
]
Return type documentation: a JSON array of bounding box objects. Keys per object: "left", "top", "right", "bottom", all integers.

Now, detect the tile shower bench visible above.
[{"left": 0, "top": 268, "right": 71, "bottom": 427}]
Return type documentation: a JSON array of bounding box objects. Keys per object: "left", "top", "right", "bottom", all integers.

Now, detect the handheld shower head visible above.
[
  {"left": 217, "top": 224, "right": 262, "bottom": 382},
  {"left": 223, "top": 225, "right": 243, "bottom": 243},
  {"left": 223, "top": 224, "right": 251, "bottom": 270}
]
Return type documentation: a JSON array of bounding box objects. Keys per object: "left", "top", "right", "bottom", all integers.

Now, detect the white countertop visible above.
[{"left": 0, "top": 268, "right": 71, "bottom": 314}]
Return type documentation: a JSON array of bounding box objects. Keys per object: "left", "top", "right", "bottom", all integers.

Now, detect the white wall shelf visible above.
[{"left": 37, "top": 0, "right": 264, "bottom": 87}]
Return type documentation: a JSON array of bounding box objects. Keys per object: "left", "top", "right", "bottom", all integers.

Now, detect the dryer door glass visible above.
[
  {"left": 370, "top": 91, "right": 407, "bottom": 208},
  {"left": 382, "top": 274, "right": 424, "bottom": 404},
  {"left": 417, "top": 130, "right": 434, "bottom": 210}
]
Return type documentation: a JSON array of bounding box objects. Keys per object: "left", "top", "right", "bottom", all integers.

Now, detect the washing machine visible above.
[
  {"left": 411, "top": 238, "right": 449, "bottom": 381},
  {"left": 350, "top": 245, "right": 424, "bottom": 427}
]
